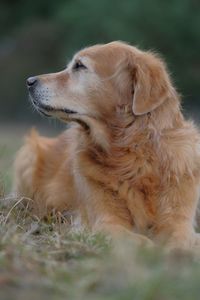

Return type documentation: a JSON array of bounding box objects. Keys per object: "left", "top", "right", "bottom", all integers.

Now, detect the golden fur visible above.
[{"left": 14, "top": 41, "right": 200, "bottom": 249}]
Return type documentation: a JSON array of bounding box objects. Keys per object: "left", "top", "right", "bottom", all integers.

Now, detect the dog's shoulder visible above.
[{"left": 159, "top": 119, "right": 200, "bottom": 177}]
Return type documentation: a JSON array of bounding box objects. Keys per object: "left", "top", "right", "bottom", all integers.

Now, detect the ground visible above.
[{"left": 0, "top": 124, "right": 200, "bottom": 300}]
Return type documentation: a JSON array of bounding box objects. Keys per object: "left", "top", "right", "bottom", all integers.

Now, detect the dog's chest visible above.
[
  {"left": 117, "top": 175, "right": 159, "bottom": 232},
  {"left": 78, "top": 145, "right": 160, "bottom": 232}
]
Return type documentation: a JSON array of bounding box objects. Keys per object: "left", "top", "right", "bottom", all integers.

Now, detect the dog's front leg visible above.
[
  {"left": 85, "top": 210, "right": 153, "bottom": 247},
  {"left": 154, "top": 180, "right": 200, "bottom": 251}
]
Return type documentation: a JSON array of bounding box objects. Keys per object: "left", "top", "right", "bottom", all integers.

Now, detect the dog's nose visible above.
[{"left": 27, "top": 76, "right": 38, "bottom": 87}]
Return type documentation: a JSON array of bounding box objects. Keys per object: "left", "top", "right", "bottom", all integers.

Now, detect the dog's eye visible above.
[{"left": 73, "top": 60, "right": 87, "bottom": 71}]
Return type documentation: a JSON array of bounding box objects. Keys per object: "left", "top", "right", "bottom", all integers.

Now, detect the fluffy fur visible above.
[{"left": 14, "top": 41, "right": 200, "bottom": 249}]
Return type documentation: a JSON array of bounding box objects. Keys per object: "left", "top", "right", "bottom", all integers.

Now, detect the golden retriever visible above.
[{"left": 14, "top": 41, "right": 200, "bottom": 250}]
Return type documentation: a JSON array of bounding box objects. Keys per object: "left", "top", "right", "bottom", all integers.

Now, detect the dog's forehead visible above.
[
  {"left": 76, "top": 43, "right": 129, "bottom": 66},
  {"left": 75, "top": 43, "right": 144, "bottom": 72}
]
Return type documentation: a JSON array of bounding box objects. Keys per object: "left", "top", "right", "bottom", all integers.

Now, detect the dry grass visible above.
[{"left": 1, "top": 125, "right": 200, "bottom": 300}]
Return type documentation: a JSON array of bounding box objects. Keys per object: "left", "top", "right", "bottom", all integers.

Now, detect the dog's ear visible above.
[{"left": 131, "top": 53, "right": 174, "bottom": 115}]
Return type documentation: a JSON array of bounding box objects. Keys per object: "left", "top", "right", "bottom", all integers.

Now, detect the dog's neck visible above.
[{"left": 71, "top": 96, "right": 183, "bottom": 160}]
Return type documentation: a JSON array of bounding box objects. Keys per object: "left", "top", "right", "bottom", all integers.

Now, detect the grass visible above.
[{"left": 1, "top": 124, "right": 200, "bottom": 300}]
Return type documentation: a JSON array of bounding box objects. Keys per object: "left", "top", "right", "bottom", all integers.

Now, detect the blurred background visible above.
[{"left": 1, "top": 0, "right": 200, "bottom": 125}]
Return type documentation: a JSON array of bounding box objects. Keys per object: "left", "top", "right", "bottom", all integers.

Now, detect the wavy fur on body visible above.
[{"left": 14, "top": 42, "right": 200, "bottom": 249}]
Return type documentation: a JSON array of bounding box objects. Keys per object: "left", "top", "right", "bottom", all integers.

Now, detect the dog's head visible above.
[{"left": 28, "top": 41, "right": 178, "bottom": 129}]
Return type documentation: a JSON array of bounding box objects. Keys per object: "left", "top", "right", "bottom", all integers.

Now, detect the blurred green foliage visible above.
[{"left": 0, "top": 0, "right": 199, "bottom": 122}]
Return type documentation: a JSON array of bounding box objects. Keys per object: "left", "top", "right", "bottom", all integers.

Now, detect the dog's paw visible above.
[
  {"left": 166, "top": 233, "right": 200, "bottom": 255},
  {"left": 133, "top": 234, "right": 154, "bottom": 248}
]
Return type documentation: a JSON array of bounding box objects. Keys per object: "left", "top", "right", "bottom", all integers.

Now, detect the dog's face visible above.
[{"left": 28, "top": 41, "right": 175, "bottom": 126}]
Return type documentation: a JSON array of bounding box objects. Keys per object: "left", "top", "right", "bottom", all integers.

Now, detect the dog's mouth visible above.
[
  {"left": 30, "top": 97, "right": 90, "bottom": 130},
  {"left": 33, "top": 100, "right": 77, "bottom": 118}
]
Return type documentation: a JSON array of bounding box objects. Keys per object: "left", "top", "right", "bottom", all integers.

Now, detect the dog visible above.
[{"left": 14, "top": 41, "right": 200, "bottom": 250}]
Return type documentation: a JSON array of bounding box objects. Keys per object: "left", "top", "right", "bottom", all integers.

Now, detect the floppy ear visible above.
[{"left": 132, "top": 54, "right": 173, "bottom": 115}]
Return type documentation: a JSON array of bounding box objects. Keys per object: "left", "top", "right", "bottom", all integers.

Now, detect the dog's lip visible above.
[
  {"left": 33, "top": 101, "right": 77, "bottom": 116},
  {"left": 37, "top": 108, "right": 52, "bottom": 117}
]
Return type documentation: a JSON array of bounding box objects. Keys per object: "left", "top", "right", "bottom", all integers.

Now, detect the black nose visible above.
[{"left": 27, "top": 76, "right": 38, "bottom": 87}]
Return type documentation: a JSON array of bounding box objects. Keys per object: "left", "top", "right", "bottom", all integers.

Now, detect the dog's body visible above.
[{"left": 14, "top": 42, "right": 200, "bottom": 249}]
